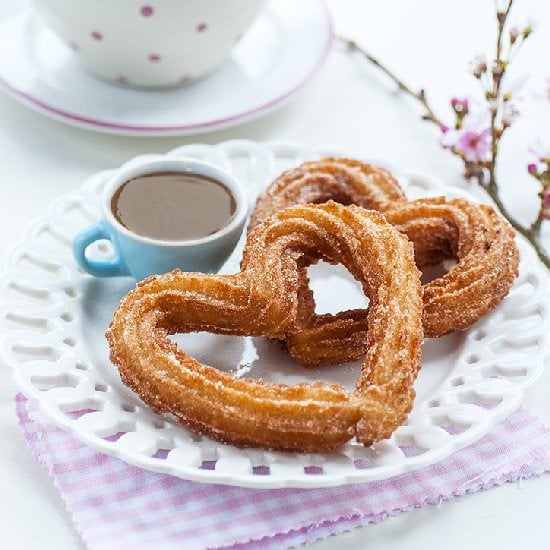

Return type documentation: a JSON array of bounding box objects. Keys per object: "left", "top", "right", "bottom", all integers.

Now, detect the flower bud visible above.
[
  {"left": 492, "top": 60, "right": 504, "bottom": 78},
  {"left": 470, "top": 56, "right": 487, "bottom": 79},
  {"left": 451, "top": 97, "right": 469, "bottom": 116}
]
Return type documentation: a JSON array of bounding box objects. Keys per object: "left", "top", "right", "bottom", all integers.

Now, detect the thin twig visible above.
[
  {"left": 485, "top": 185, "right": 550, "bottom": 265},
  {"left": 337, "top": 36, "right": 444, "bottom": 127},
  {"left": 488, "top": 0, "right": 514, "bottom": 192}
]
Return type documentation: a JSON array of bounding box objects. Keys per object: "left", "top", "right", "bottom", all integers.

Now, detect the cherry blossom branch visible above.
[
  {"left": 336, "top": 37, "right": 444, "bottom": 128},
  {"left": 338, "top": 3, "right": 549, "bottom": 269},
  {"left": 336, "top": 36, "right": 444, "bottom": 126}
]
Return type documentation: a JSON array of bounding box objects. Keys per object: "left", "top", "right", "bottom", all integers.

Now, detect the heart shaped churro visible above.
[
  {"left": 248, "top": 158, "right": 519, "bottom": 366},
  {"left": 107, "top": 202, "right": 423, "bottom": 452}
]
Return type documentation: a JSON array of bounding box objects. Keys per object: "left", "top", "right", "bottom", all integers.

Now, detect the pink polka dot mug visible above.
[{"left": 32, "top": 0, "right": 267, "bottom": 88}]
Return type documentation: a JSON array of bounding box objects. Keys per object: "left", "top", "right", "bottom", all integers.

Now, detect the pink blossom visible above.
[
  {"left": 456, "top": 128, "right": 492, "bottom": 161},
  {"left": 451, "top": 97, "right": 469, "bottom": 114},
  {"left": 441, "top": 115, "right": 492, "bottom": 162},
  {"left": 527, "top": 141, "right": 550, "bottom": 183}
]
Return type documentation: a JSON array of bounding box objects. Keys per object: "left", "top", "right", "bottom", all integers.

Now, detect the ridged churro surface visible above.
[{"left": 248, "top": 159, "right": 519, "bottom": 366}]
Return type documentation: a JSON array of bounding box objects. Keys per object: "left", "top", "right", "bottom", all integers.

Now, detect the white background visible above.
[{"left": 1, "top": 1, "right": 549, "bottom": 549}]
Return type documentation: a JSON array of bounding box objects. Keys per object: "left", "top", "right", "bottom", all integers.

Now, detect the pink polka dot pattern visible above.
[
  {"left": 68, "top": 41, "right": 79, "bottom": 51},
  {"left": 196, "top": 23, "right": 208, "bottom": 32},
  {"left": 91, "top": 31, "right": 103, "bottom": 41},
  {"left": 180, "top": 75, "right": 191, "bottom": 84},
  {"left": 149, "top": 54, "right": 161, "bottom": 63},
  {"left": 141, "top": 5, "right": 154, "bottom": 17},
  {"left": 115, "top": 75, "right": 128, "bottom": 85}
]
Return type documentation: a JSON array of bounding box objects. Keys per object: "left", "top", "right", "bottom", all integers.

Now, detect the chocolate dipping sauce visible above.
[{"left": 111, "top": 172, "right": 236, "bottom": 241}]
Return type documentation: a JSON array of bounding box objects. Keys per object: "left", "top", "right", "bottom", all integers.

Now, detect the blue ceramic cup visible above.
[{"left": 73, "top": 157, "right": 248, "bottom": 279}]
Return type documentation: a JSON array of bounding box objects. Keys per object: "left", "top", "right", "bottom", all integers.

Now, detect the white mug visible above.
[
  {"left": 32, "top": 0, "right": 267, "bottom": 88},
  {"left": 73, "top": 157, "right": 248, "bottom": 279}
]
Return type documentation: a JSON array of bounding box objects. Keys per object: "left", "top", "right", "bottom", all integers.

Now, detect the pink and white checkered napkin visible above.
[{"left": 16, "top": 394, "right": 550, "bottom": 550}]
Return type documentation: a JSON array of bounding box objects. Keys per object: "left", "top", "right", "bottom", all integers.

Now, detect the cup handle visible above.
[{"left": 72, "top": 221, "right": 129, "bottom": 277}]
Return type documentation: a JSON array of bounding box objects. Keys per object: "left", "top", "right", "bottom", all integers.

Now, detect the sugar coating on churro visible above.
[{"left": 248, "top": 158, "right": 519, "bottom": 366}]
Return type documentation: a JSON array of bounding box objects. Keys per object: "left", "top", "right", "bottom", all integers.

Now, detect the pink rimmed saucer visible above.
[{"left": 0, "top": 0, "right": 332, "bottom": 136}]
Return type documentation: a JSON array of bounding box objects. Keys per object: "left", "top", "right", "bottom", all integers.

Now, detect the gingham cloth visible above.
[{"left": 16, "top": 394, "right": 550, "bottom": 550}]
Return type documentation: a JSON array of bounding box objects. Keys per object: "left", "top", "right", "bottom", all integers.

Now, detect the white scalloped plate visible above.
[{"left": 1, "top": 140, "right": 549, "bottom": 488}]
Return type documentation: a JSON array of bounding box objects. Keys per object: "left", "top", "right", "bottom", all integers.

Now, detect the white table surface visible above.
[{"left": 1, "top": 1, "right": 549, "bottom": 549}]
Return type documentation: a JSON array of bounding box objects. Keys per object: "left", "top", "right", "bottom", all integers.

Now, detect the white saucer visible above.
[{"left": 0, "top": 0, "right": 332, "bottom": 136}]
